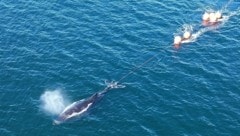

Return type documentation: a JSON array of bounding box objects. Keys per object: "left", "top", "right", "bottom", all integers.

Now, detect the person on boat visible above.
[
  {"left": 174, "top": 36, "right": 182, "bottom": 48},
  {"left": 202, "top": 11, "right": 222, "bottom": 26},
  {"left": 183, "top": 31, "right": 191, "bottom": 40},
  {"left": 174, "top": 31, "right": 192, "bottom": 48}
]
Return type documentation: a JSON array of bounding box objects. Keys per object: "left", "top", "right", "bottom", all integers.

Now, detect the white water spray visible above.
[{"left": 40, "top": 90, "right": 69, "bottom": 115}]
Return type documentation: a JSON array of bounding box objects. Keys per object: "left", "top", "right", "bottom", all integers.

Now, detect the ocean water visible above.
[{"left": 0, "top": 0, "right": 240, "bottom": 135}]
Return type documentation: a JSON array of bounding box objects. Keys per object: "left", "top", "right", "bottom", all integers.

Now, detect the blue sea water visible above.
[{"left": 0, "top": 0, "right": 240, "bottom": 135}]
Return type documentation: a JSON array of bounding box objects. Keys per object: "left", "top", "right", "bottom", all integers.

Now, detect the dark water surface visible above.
[{"left": 0, "top": 0, "right": 240, "bottom": 135}]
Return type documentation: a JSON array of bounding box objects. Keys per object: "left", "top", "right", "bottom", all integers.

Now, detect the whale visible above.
[
  {"left": 53, "top": 81, "right": 125, "bottom": 125},
  {"left": 53, "top": 92, "right": 104, "bottom": 125}
]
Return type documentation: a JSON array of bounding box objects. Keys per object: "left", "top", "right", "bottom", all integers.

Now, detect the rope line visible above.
[{"left": 117, "top": 50, "right": 165, "bottom": 83}]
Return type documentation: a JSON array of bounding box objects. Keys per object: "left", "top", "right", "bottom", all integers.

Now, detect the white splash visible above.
[{"left": 40, "top": 89, "right": 69, "bottom": 115}]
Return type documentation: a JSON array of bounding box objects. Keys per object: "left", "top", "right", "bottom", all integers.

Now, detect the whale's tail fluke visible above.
[
  {"left": 98, "top": 80, "right": 125, "bottom": 95},
  {"left": 105, "top": 80, "right": 126, "bottom": 89}
]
